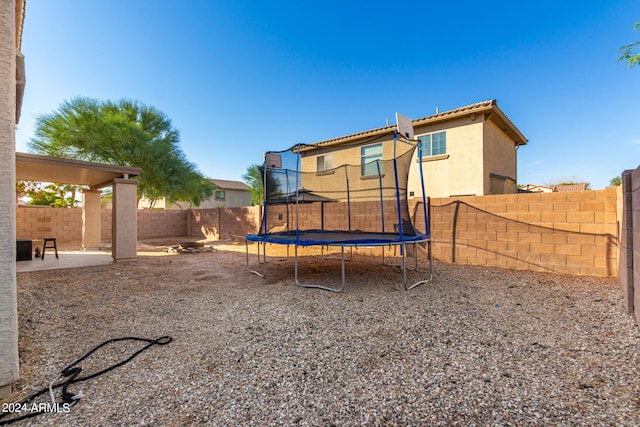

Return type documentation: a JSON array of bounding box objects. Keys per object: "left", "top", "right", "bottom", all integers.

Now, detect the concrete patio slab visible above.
[{"left": 16, "top": 250, "right": 113, "bottom": 272}]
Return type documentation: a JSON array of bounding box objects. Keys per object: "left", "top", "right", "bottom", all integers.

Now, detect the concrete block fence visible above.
[
  {"left": 16, "top": 188, "right": 621, "bottom": 280},
  {"left": 16, "top": 205, "right": 83, "bottom": 243},
  {"left": 618, "top": 167, "right": 640, "bottom": 325},
  {"left": 425, "top": 188, "right": 618, "bottom": 277},
  {"left": 17, "top": 175, "right": 640, "bottom": 326}
]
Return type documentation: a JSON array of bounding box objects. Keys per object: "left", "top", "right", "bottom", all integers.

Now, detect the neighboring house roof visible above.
[
  {"left": 520, "top": 183, "right": 587, "bottom": 193},
  {"left": 553, "top": 184, "right": 587, "bottom": 192},
  {"left": 305, "top": 100, "right": 528, "bottom": 149},
  {"left": 211, "top": 179, "right": 250, "bottom": 191},
  {"left": 519, "top": 185, "right": 554, "bottom": 193}
]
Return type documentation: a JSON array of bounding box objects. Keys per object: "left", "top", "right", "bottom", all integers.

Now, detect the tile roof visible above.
[
  {"left": 211, "top": 179, "right": 250, "bottom": 191},
  {"left": 308, "top": 100, "right": 527, "bottom": 148}
]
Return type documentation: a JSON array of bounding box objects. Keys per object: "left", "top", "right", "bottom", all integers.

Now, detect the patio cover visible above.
[
  {"left": 16, "top": 152, "right": 140, "bottom": 188},
  {"left": 15, "top": 152, "right": 141, "bottom": 260}
]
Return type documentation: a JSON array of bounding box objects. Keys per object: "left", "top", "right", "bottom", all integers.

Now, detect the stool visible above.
[{"left": 42, "top": 237, "right": 58, "bottom": 260}]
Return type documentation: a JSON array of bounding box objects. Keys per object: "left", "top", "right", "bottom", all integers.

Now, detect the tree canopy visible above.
[
  {"left": 17, "top": 181, "right": 79, "bottom": 208},
  {"left": 242, "top": 163, "right": 282, "bottom": 205},
  {"left": 29, "top": 97, "right": 214, "bottom": 207},
  {"left": 618, "top": 22, "right": 640, "bottom": 68}
]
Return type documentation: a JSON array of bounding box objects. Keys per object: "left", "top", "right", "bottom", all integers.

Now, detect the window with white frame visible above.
[
  {"left": 418, "top": 131, "right": 446, "bottom": 156},
  {"left": 361, "top": 143, "right": 383, "bottom": 176},
  {"left": 316, "top": 154, "right": 333, "bottom": 172}
]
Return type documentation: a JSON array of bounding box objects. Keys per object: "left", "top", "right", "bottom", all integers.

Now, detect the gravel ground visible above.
[{"left": 2, "top": 242, "right": 640, "bottom": 426}]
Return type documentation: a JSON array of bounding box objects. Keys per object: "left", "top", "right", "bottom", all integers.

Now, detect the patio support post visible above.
[
  {"left": 112, "top": 178, "right": 138, "bottom": 260},
  {"left": 0, "top": 0, "right": 19, "bottom": 398},
  {"left": 82, "top": 188, "right": 102, "bottom": 249}
]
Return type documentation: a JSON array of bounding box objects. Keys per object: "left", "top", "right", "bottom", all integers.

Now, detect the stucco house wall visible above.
[
  {"left": 483, "top": 119, "right": 519, "bottom": 194},
  {"left": 1, "top": 0, "right": 23, "bottom": 398},
  {"left": 139, "top": 179, "right": 252, "bottom": 209},
  {"left": 299, "top": 101, "right": 526, "bottom": 200},
  {"left": 300, "top": 133, "right": 415, "bottom": 202},
  {"left": 196, "top": 188, "right": 252, "bottom": 208},
  {"left": 409, "top": 116, "right": 485, "bottom": 198}
]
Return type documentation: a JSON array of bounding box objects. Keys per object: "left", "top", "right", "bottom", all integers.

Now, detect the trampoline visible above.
[{"left": 246, "top": 113, "right": 432, "bottom": 292}]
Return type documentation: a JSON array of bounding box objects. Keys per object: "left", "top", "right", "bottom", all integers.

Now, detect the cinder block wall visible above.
[
  {"left": 137, "top": 210, "right": 188, "bottom": 239},
  {"left": 620, "top": 167, "right": 640, "bottom": 325},
  {"left": 188, "top": 207, "right": 261, "bottom": 240},
  {"left": 618, "top": 175, "right": 634, "bottom": 314},
  {"left": 16, "top": 206, "right": 82, "bottom": 244},
  {"left": 16, "top": 189, "right": 620, "bottom": 277},
  {"left": 427, "top": 189, "right": 618, "bottom": 277},
  {"left": 219, "top": 207, "right": 261, "bottom": 239},
  {"left": 633, "top": 169, "right": 640, "bottom": 325},
  {"left": 102, "top": 209, "right": 188, "bottom": 240},
  {"left": 189, "top": 208, "right": 220, "bottom": 240}
]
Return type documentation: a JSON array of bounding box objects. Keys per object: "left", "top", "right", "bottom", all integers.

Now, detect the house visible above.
[
  {"left": 520, "top": 183, "right": 588, "bottom": 193},
  {"left": 519, "top": 184, "right": 554, "bottom": 193},
  {"left": 198, "top": 179, "right": 252, "bottom": 208},
  {"left": 300, "top": 100, "right": 527, "bottom": 198},
  {"left": 138, "top": 179, "right": 252, "bottom": 209}
]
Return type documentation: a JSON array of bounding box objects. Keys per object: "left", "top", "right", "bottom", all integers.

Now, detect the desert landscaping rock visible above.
[{"left": 3, "top": 243, "right": 640, "bottom": 426}]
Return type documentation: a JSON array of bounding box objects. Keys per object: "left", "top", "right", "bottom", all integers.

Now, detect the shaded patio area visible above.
[{"left": 15, "top": 249, "right": 113, "bottom": 272}]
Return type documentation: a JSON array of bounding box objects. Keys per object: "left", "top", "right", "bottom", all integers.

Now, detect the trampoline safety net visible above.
[{"left": 251, "top": 132, "right": 430, "bottom": 246}]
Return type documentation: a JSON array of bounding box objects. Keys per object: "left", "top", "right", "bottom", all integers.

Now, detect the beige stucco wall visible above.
[
  {"left": 112, "top": 179, "right": 138, "bottom": 260},
  {"left": 192, "top": 189, "right": 252, "bottom": 208},
  {"left": 0, "top": 0, "right": 19, "bottom": 397},
  {"left": 140, "top": 189, "right": 253, "bottom": 209},
  {"left": 483, "top": 118, "right": 518, "bottom": 194},
  {"left": 82, "top": 189, "right": 102, "bottom": 249},
  {"left": 408, "top": 116, "right": 485, "bottom": 198},
  {"left": 300, "top": 113, "right": 520, "bottom": 200},
  {"left": 300, "top": 134, "right": 415, "bottom": 202}
]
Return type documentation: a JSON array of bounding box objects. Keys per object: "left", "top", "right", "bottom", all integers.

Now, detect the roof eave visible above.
[{"left": 308, "top": 100, "right": 528, "bottom": 149}]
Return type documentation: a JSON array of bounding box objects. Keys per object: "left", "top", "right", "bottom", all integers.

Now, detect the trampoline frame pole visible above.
[{"left": 295, "top": 245, "right": 346, "bottom": 293}]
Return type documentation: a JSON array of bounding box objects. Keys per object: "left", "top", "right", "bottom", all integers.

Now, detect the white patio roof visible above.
[{"left": 16, "top": 152, "right": 141, "bottom": 189}]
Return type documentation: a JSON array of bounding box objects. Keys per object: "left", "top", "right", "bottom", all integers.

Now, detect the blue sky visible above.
[{"left": 16, "top": 0, "right": 640, "bottom": 189}]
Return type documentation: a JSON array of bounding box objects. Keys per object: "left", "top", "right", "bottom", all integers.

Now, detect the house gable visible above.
[{"left": 300, "top": 100, "right": 526, "bottom": 198}]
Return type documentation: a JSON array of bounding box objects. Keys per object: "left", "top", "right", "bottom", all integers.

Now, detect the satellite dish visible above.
[{"left": 395, "top": 112, "right": 414, "bottom": 140}]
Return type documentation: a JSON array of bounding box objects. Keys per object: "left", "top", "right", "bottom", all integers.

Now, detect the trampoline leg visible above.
[
  {"left": 404, "top": 239, "right": 433, "bottom": 290},
  {"left": 246, "top": 239, "right": 266, "bottom": 278},
  {"left": 383, "top": 244, "right": 418, "bottom": 271},
  {"left": 295, "top": 245, "right": 346, "bottom": 293}
]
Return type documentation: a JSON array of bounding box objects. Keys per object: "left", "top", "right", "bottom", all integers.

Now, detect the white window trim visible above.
[{"left": 418, "top": 131, "right": 447, "bottom": 157}]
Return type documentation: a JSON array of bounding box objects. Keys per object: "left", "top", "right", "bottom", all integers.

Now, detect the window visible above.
[
  {"left": 361, "top": 143, "right": 383, "bottom": 176},
  {"left": 317, "top": 154, "right": 333, "bottom": 172},
  {"left": 215, "top": 190, "right": 225, "bottom": 200},
  {"left": 418, "top": 131, "right": 446, "bottom": 156}
]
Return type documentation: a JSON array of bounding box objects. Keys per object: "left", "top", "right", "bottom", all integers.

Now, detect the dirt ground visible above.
[{"left": 3, "top": 238, "right": 640, "bottom": 426}]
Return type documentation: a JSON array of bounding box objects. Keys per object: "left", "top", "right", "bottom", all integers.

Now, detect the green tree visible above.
[
  {"left": 243, "top": 164, "right": 263, "bottom": 205},
  {"left": 242, "top": 164, "right": 282, "bottom": 205},
  {"left": 17, "top": 180, "right": 80, "bottom": 207},
  {"left": 29, "top": 97, "right": 214, "bottom": 207},
  {"left": 618, "top": 22, "right": 640, "bottom": 68},
  {"left": 610, "top": 176, "right": 622, "bottom": 186}
]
